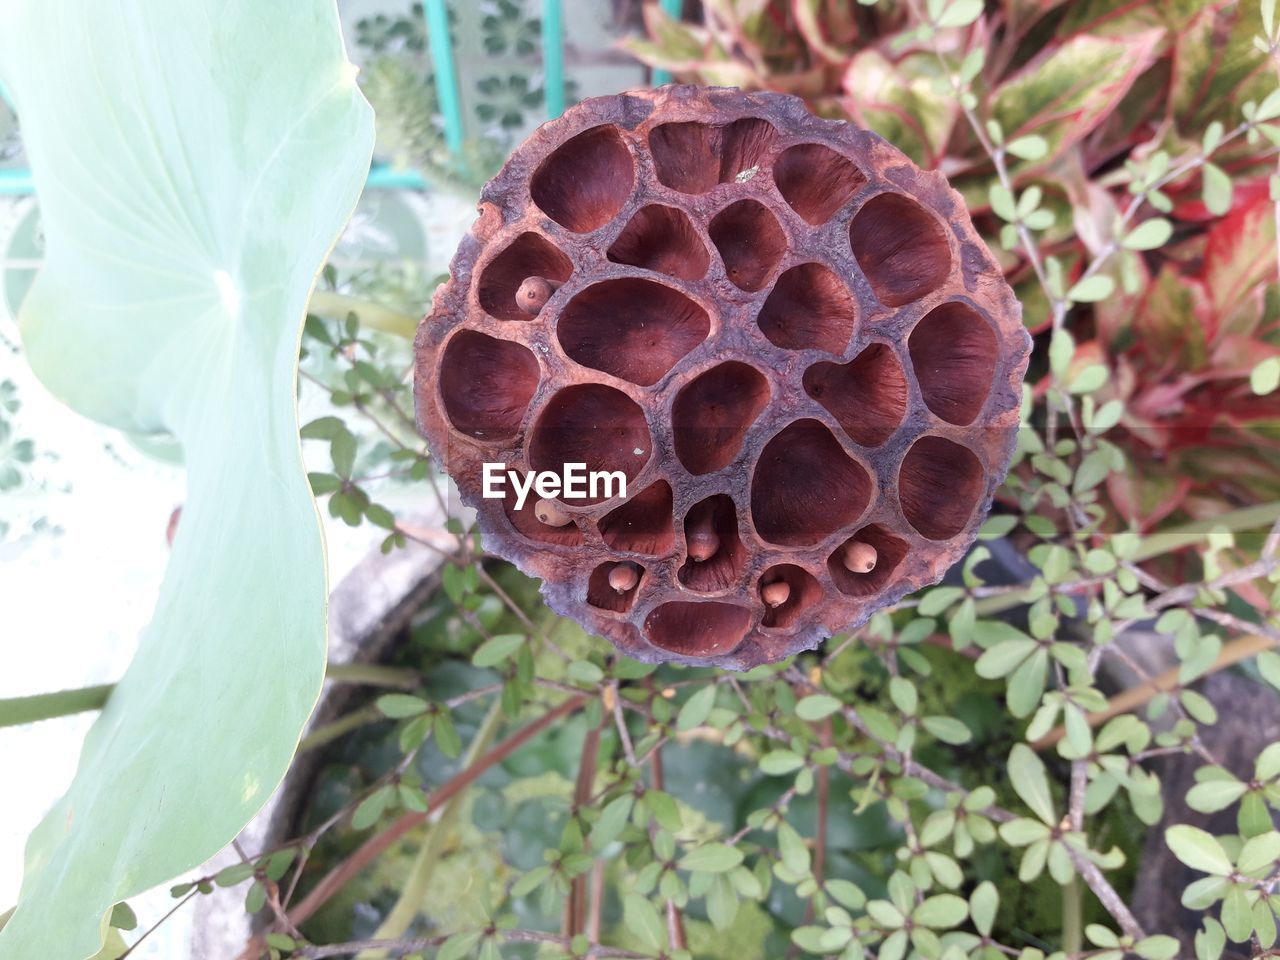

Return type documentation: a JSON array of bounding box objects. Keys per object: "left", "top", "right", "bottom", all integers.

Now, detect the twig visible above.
[
  {"left": 1032, "top": 633, "right": 1274, "bottom": 750},
  {"left": 0, "top": 661, "right": 419, "bottom": 730},
  {"left": 284, "top": 694, "right": 589, "bottom": 927},
  {"left": 815, "top": 718, "right": 831, "bottom": 884},
  {"left": 648, "top": 748, "right": 687, "bottom": 952},
  {"left": 565, "top": 718, "right": 604, "bottom": 939},
  {"left": 358, "top": 698, "right": 505, "bottom": 958},
  {"left": 297, "top": 930, "right": 650, "bottom": 959},
  {"left": 116, "top": 891, "right": 199, "bottom": 959},
  {"left": 610, "top": 681, "right": 639, "bottom": 766}
]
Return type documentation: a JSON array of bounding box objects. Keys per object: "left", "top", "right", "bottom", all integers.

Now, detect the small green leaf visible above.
[
  {"left": 935, "top": 0, "right": 983, "bottom": 28},
  {"left": 1165, "top": 825, "right": 1232, "bottom": 875},
  {"left": 1008, "top": 744, "right": 1055, "bottom": 824},
  {"left": 918, "top": 586, "right": 964, "bottom": 616},
  {"left": 974, "top": 638, "right": 1037, "bottom": 679},
  {"left": 1005, "top": 135, "right": 1048, "bottom": 161},
  {"left": 913, "top": 893, "right": 967, "bottom": 928},
  {"left": 827, "top": 878, "right": 866, "bottom": 910},
  {"left": 647, "top": 790, "right": 683, "bottom": 832},
  {"left": 990, "top": 184, "right": 1017, "bottom": 221},
  {"left": 351, "top": 786, "right": 393, "bottom": 831},
  {"left": 1196, "top": 916, "right": 1227, "bottom": 960},
  {"left": 1134, "top": 935, "right": 1180, "bottom": 960},
  {"left": 760, "top": 750, "right": 806, "bottom": 776},
  {"left": 889, "top": 677, "right": 918, "bottom": 716},
  {"left": 624, "top": 893, "right": 666, "bottom": 950},
  {"left": 1186, "top": 779, "right": 1247, "bottom": 814},
  {"left": 999, "top": 818, "right": 1051, "bottom": 847},
  {"left": 1257, "top": 742, "right": 1280, "bottom": 780},
  {"left": 397, "top": 784, "right": 427, "bottom": 813},
  {"left": 679, "top": 843, "right": 744, "bottom": 874},
  {"left": 1049, "top": 328, "right": 1075, "bottom": 377},
  {"left": 1122, "top": 218, "right": 1173, "bottom": 250},
  {"left": 795, "top": 694, "right": 841, "bottom": 721},
  {"left": 1074, "top": 449, "right": 1114, "bottom": 493},
  {"left": 1258, "top": 87, "right": 1280, "bottom": 122},
  {"left": 1068, "top": 364, "right": 1108, "bottom": 395},
  {"left": 471, "top": 633, "right": 524, "bottom": 668},
  {"left": 1007, "top": 648, "right": 1048, "bottom": 718},
  {"left": 921, "top": 716, "right": 971, "bottom": 745},
  {"left": 866, "top": 899, "right": 906, "bottom": 928},
  {"left": 398, "top": 713, "right": 432, "bottom": 753},
  {"left": 590, "top": 795, "right": 634, "bottom": 849},
  {"left": 1086, "top": 924, "right": 1120, "bottom": 948},
  {"left": 677, "top": 684, "right": 718, "bottom": 731},
  {"left": 1258, "top": 650, "right": 1280, "bottom": 690},
  {"left": 777, "top": 820, "right": 811, "bottom": 876},
  {"left": 1236, "top": 831, "right": 1280, "bottom": 876},
  {"left": 439, "top": 932, "right": 483, "bottom": 960},
  {"left": 509, "top": 866, "right": 551, "bottom": 899},
  {"left": 434, "top": 710, "right": 461, "bottom": 758},
  {"left": 214, "top": 862, "right": 257, "bottom": 888},
  {"left": 107, "top": 903, "right": 137, "bottom": 932},
  {"left": 1086, "top": 399, "right": 1124, "bottom": 433},
  {"left": 969, "top": 881, "right": 997, "bottom": 936},
  {"left": 1201, "top": 162, "right": 1232, "bottom": 216},
  {"left": 1067, "top": 275, "right": 1115, "bottom": 303},
  {"left": 308, "top": 472, "right": 342, "bottom": 495},
  {"left": 1251, "top": 357, "right": 1280, "bottom": 396},
  {"left": 567, "top": 660, "right": 604, "bottom": 685},
  {"left": 244, "top": 880, "right": 266, "bottom": 914},
  {"left": 1220, "top": 884, "right": 1253, "bottom": 942}
]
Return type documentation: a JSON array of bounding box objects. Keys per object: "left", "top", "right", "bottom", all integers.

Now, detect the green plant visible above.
[
  {"left": 4, "top": 1, "right": 1280, "bottom": 959},
  {"left": 625, "top": 0, "right": 1280, "bottom": 531}
]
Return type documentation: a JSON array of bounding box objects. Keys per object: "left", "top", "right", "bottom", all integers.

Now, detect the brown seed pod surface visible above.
[{"left": 414, "top": 85, "right": 1030, "bottom": 670}]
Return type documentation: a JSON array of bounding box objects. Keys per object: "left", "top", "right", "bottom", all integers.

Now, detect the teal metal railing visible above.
[
  {"left": 0, "top": 0, "right": 617, "bottom": 197},
  {"left": 653, "top": 0, "right": 682, "bottom": 85}
]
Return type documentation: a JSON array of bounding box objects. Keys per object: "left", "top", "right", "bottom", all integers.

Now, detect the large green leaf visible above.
[{"left": 0, "top": 3, "right": 373, "bottom": 957}]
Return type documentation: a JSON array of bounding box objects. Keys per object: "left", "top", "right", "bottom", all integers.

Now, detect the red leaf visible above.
[
  {"left": 988, "top": 29, "right": 1162, "bottom": 162},
  {"left": 1199, "top": 179, "right": 1276, "bottom": 335}
]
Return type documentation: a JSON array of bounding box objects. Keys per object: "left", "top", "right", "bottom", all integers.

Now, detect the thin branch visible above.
[
  {"left": 565, "top": 718, "right": 604, "bottom": 939},
  {"left": 1032, "top": 633, "right": 1275, "bottom": 750},
  {"left": 284, "top": 694, "right": 589, "bottom": 928},
  {"left": 297, "top": 930, "right": 650, "bottom": 959}
]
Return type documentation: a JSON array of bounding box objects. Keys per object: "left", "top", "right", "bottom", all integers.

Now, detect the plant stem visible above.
[
  {"left": 298, "top": 930, "right": 650, "bottom": 959},
  {"left": 565, "top": 718, "right": 603, "bottom": 939},
  {"left": 1, "top": 662, "right": 419, "bottom": 730},
  {"left": 1032, "top": 632, "right": 1274, "bottom": 750},
  {"left": 285, "top": 693, "right": 590, "bottom": 927},
  {"left": 308, "top": 290, "right": 419, "bottom": 340},
  {"left": 1062, "top": 875, "right": 1082, "bottom": 954},
  {"left": 324, "top": 662, "right": 420, "bottom": 689},
  {"left": 0, "top": 684, "right": 113, "bottom": 727},
  {"left": 359, "top": 697, "right": 504, "bottom": 958},
  {"left": 297, "top": 705, "right": 385, "bottom": 755},
  {"left": 971, "top": 499, "right": 1280, "bottom": 618}
]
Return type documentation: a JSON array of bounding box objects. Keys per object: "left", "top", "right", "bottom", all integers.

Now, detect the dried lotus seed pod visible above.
[{"left": 414, "top": 84, "right": 1030, "bottom": 669}]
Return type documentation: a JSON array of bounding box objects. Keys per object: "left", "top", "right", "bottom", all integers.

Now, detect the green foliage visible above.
[
  {"left": 7, "top": 1, "right": 1280, "bottom": 958},
  {"left": 628, "top": 0, "right": 1280, "bottom": 528}
]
